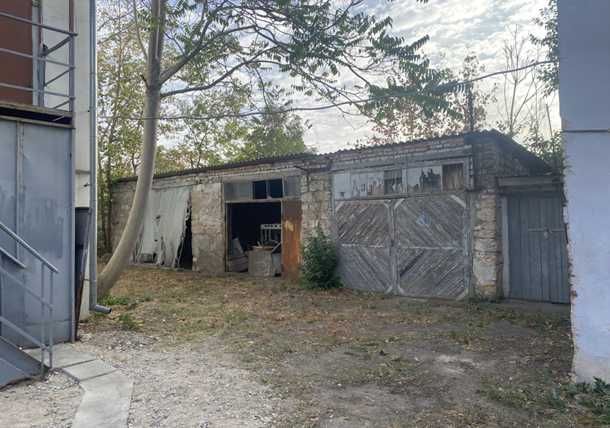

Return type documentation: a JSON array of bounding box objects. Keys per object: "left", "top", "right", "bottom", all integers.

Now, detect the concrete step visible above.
[{"left": 0, "top": 336, "right": 43, "bottom": 387}]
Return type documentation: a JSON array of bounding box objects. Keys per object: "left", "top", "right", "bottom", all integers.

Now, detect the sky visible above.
[{"left": 291, "top": 0, "right": 553, "bottom": 154}]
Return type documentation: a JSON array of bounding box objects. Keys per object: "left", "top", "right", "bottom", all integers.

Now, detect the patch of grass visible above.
[
  {"left": 479, "top": 382, "right": 536, "bottom": 409},
  {"left": 86, "top": 266, "right": 581, "bottom": 427},
  {"left": 99, "top": 294, "right": 131, "bottom": 307},
  {"left": 562, "top": 378, "right": 610, "bottom": 424},
  {"left": 118, "top": 313, "right": 139, "bottom": 330}
]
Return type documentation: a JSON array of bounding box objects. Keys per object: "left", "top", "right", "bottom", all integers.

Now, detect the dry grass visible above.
[{"left": 83, "top": 266, "right": 604, "bottom": 427}]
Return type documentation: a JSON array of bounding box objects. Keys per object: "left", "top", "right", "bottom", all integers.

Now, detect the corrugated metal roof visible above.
[{"left": 114, "top": 130, "right": 548, "bottom": 183}]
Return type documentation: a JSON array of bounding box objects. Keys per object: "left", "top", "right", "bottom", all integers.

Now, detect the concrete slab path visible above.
[{"left": 28, "top": 343, "right": 133, "bottom": 427}]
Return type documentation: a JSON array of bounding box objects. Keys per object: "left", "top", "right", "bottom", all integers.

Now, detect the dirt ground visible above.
[
  {"left": 0, "top": 371, "right": 81, "bottom": 428},
  {"left": 75, "top": 266, "right": 608, "bottom": 428},
  {"left": 3, "top": 266, "right": 607, "bottom": 427}
]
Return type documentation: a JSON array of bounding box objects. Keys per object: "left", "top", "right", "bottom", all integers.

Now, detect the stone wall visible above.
[
  {"left": 468, "top": 133, "right": 550, "bottom": 299},
  {"left": 471, "top": 190, "right": 501, "bottom": 299},
  {"left": 109, "top": 131, "right": 549, "bottom": 300},
  {"left": 301, "top": 171, "right": 332, "bottom": 242},
  {"left": 191, "top": 181, "right": 225, "bottom": 275},
  {"left": 109, "top": 181, "right": 136, "bottom": 253}
]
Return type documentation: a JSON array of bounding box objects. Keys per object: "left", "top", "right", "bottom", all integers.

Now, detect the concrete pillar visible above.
[{"left": 558, "top": 0, "right": 610, "bottom": 382}]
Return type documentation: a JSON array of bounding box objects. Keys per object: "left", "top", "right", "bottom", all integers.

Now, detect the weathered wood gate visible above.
[
  {"left": 505, "top": 192, "right": 569, "bottom": 303},
  {"left": 336, "top": 193, "right": 469, "bottom": 298}
]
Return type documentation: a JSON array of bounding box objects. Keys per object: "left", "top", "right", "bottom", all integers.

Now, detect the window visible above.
[
  {"left": 224, "top": 181, "right": 252, "bottom": 201},
  {"left": 253, "top": 180, "right": 268, "bottom": 199},
  {"left": 407, "top": 166, "right": 442, "bottom": 193},
  {"left": 284, "top": 176, "right": 301, "bottom": 197},
  {"left": 384, "top": 169, "right": 403, "bottom": 195},
  {"left": 351, "top": 171, "right": 384, "bottom": 197},
  {"left": 268, "top": 179, "right": 283, "bottom": 198},
  {"left": 442, "top": 163, "right": 465, "bottom": 191}
]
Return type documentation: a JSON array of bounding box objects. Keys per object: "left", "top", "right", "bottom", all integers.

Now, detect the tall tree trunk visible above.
[{"left": 98, "top": 0, "right": 166, "bottom": 295}]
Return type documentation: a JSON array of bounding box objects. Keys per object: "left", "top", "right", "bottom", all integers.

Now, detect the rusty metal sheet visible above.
[
  {"left": 0, "top": 1, "right": 33, "bottom": 105},
  {"left": 281, "top": 200, "right": 302, "bottom": 282}
]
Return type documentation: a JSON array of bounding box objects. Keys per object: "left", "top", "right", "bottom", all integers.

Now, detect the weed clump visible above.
[{"left": 300, "top": 228, "right": 341, "bottom": 289}]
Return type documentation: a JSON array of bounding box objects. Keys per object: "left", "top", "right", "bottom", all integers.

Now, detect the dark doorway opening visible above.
[
  {"left": 177, "top": 213, "right": 193, "bottom": 269},
  {"left": 228, "top": 202, "right": 281, "bottom": 253},
  {"left": 227, "top": 202, "right": 282, "bottom": 275}
]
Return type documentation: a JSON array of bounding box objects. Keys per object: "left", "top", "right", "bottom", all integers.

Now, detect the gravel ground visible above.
[
  {"left": 77, "top": 330, "right": 297, "bottom": 428},
  {"left": 0, "top": 371, "right": 81, "bottom": 428}
]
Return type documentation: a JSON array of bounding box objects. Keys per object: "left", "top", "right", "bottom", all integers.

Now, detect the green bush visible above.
[{"left": 300, "top": 228, "right": 341, "bottom": 289}]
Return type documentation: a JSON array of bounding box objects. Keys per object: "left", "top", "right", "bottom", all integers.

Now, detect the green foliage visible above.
[
  {"left": 232, "top": 96, "right": 311, "bottom": 162},
  {"left": 118, "top": 313, "right": 139, "bottom": 331},
  {"left": 300, "top": 229, "right": 341, "bottom": 289},
  {"left": 526, "top": 130, "right": 564, "bottom": 172},
  {"left": 362, "top": 54, "right": 495, "bottom": 144},
  {"left": 99, "top": 294, "right": 131, "bottom": 307},
  {"left": 566, "top": 379, "right": 610, "bottom": 424},
  {"left": 531, "top": 0, "right": 559, "bottom": 95}
]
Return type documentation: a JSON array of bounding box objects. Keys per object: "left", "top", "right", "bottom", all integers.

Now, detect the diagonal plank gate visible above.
[{"left": 336, "top": 193, "right": 469, "bottom": 299}]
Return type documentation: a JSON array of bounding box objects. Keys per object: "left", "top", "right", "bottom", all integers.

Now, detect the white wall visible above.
[
  {"left": 43, "top": 0, "right": 94, "bottom": 319},
  {"left": 559, "top": 0, "right": 610, "bottom": 382}
]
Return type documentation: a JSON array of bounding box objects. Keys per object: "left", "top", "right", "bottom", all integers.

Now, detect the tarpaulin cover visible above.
[{"left": 135, "top": 186, "right": 190, "bottom": 267}]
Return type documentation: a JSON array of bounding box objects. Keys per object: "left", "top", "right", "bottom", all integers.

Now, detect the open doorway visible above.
[
  {"left": 177, "top": 212, "right": 192, "bottom": 270},
  {"left": 227, "top": 202, "right": 282, "bottom": 274}
]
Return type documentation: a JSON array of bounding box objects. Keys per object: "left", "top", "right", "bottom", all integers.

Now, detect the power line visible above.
[{"left": 100, "top": 60, "right": 555, "bottom": 122}]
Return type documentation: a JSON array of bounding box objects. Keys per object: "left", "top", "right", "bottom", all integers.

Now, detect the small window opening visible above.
[
  {"left": 384, "top": 169, "right": 403, "bottom": 195},
  {"left": 268, "top": 179, "right": 283, "bottom": 198},
  {"left": 253, "top": 180, "right": 267, "bottom": 199},
  {"left": 442, "top": 163, "right": 465, "bottom": 191}
]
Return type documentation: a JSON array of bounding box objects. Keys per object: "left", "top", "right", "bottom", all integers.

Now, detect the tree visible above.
[
  {"left": 363, "top": 54, "right": 494, "bottom": 144},
  {"left": 531, "top": 0, "right": 559, "bottom": 95},
  {"left": 174, "top": 88, "right": 250, "bottom": 168},
  {"left": 97, "top": 0, "right": 146, "bottom": 252},
  {"left": 99, "top": 0, "right": 441, "bottom": 295},
  {"left": 496, "top": 27, "right": 540, "bottom": 139},
  {"left": 232, "top": 100, "right": 310, "bottom": 161}
]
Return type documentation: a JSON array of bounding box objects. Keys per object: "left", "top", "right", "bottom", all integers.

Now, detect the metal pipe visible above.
[
  {"left": 0, "top": 82, "right": 73, "bottom": 99},
  {"left": 0, "top": 46, "right": 75, "bottom": 68},
  {"left": 88, "top": 0, "right": 109, "bottom": 314},
  {"left": 0, "top": 11, "right": 78, "bottom": 36}
]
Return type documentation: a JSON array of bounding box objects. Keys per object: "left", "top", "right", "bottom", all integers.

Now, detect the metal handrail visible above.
[
  {"left": 0, "top": 7, "right": 76, "bottom": 112},
  {"left": 0, "top": 222, "right": 58, "bottom": 273},
  {"left": 0, "top": 11, "right": 77, "bottom": 36},
  {"left": 0, "top": 220, "right": 56, "bottom": 372}
]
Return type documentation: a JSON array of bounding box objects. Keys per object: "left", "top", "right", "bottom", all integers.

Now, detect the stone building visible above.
[{"left": 111, "top": 130, "right": 567, "bottom": 301}]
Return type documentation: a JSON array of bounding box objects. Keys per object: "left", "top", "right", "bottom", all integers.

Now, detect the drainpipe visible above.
[{"left": 89, "top": 0, "right": 110, "bottom": 314}]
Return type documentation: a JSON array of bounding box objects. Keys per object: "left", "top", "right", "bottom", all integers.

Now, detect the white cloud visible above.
[{"left": 296, "top": 0, "right": 553, "bottom": 153}]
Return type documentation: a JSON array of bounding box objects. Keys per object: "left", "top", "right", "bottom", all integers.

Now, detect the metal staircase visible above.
[{"left": 0, "top": 221, "right": 57, "bottom": 387}]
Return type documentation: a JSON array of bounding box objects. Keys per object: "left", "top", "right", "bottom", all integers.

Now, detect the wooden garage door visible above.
[
  {"left": 394, "top": 194, "right": 468, "bottom": 299},
  {"left": 507, "top": 193, "right": 569, "bottom": 303},
  {"left": 336, "top": 193, "right": 468, "bottom": 298}
]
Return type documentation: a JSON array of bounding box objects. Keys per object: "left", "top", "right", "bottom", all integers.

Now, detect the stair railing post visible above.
[
  {"left": 49, "top": 269, "right": 54, "bottom": 368},
  {"left": 40, "top": 265, "right": 45, "bottom": 374}
]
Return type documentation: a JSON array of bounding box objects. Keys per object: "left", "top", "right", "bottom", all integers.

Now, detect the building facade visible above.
[
  {"left": 111, "top": 131, "right": 567, "bottom": 302},
  {"left": 0, "top": 0, "right": 97, "bottom": 385}
]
